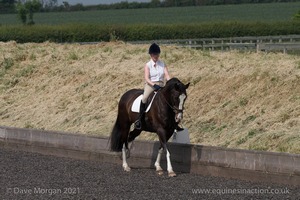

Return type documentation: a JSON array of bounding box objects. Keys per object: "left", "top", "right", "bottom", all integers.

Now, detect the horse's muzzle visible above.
[{"left": 175, "top": 112, "right": 183, "bottom": 123}]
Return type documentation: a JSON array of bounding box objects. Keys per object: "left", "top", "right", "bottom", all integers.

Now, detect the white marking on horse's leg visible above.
[
  {"left": 122, "top": 144, "right": 131, "bottom": 172},
  {"left": 155, "top": 148, "right": 163, "bottom": 175},
  {"left": 166, "top": 148, "right": 176, "bottom": 177}
]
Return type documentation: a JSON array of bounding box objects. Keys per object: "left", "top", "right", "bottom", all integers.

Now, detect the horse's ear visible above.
[{"left": 185, "top": 83, "right": 190, "bottom": 89}]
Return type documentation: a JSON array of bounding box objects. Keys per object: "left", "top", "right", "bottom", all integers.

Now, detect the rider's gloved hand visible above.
[{"left": 153, "top": 84, "right": 161, "bottom": 91}]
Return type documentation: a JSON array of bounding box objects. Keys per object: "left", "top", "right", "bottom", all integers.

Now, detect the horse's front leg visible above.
[
  {"left": 156, "top": 128, "right": 176, "bottom": 177},
  {"left": 165, "top": 145, "right": 176, "bottom": 177},
  {"left": 154, "top": 148, "right": 164, "bottom": 175}
]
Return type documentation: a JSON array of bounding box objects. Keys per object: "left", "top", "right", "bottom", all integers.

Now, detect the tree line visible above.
[{"left": 1, "top": 0, "right": 300, "bottom": 14}]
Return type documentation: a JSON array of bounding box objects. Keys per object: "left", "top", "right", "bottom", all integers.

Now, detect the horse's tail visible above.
[{"left": 110, "top": 115, "right": 123, "bottom": 152}]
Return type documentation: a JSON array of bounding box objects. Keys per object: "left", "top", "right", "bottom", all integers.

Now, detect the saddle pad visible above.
[{"left": 131, "top": 93, "right": 157, "bottom": 113}]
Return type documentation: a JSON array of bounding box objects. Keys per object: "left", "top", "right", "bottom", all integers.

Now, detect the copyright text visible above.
[{"left": 6, "top": 187, "right": 80, "bottom": 196}]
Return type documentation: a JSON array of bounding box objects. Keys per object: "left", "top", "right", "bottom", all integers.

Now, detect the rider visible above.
[
  {"left": 134, "top": 43, "right": 184, "bottom": 131},
  {"left": 134, "top": 43, "right": 170, "bottom": 130}
]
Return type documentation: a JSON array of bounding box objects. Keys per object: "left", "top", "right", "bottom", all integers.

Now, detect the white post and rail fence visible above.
[{"left": 130, "top": 35, "right": 300, "bottom": 53}]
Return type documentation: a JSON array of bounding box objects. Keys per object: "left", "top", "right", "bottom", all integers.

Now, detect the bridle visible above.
[
  {"left": 158, "top": 90, "right": 186, "bottom": 122},
  {"left": 164, "top": 97, "right": 184, "bottom": 114}
]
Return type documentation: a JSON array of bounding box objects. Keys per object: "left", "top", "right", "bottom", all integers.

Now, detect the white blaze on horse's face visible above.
[{"left": 175, "top": 93, "right": 187, "bottom": 123}]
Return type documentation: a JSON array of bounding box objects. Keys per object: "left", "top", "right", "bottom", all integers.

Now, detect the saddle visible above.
[{"left": 131, "top": 92, "right": 158, "bottom": 113}]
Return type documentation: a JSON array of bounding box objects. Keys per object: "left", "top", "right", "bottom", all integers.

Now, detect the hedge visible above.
[{"left": 1, "top": 21, "right": 300, "bottom": 43}]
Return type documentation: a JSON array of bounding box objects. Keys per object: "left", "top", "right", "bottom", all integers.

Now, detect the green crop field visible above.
[{"left": 1, "top": 2, "right": 300, "bottom": 25}]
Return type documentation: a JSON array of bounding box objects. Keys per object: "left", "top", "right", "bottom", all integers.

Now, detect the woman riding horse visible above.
[
  {"left": 134, "top": 43, "right": 170, "bottom": 130},
  {"left": 135, "top": 43, "right": 184, "bottom": 132},
  {"left": 110, "top": 75, "right": 190, "bottom": 177}
]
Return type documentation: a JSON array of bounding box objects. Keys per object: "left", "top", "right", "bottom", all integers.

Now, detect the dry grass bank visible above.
[{"left": 0, "top": 41, "right": 299, "bottom": 154}]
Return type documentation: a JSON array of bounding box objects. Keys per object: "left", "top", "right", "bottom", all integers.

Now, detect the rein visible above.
[{"left": 158, "top": 90, "right": 183, "bottom": 114}]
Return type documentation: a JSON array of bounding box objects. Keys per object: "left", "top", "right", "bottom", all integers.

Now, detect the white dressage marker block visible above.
[{"left": 172, "top": 128, "right": 190, "bottom": 144}]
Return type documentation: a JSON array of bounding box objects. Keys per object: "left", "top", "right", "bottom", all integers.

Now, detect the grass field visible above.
[
  {"left": 0, "top": 42, "right": 299, "bottom": 154},
  {"left": 1, "top": 2, "right": 300, "bottom": 25}
]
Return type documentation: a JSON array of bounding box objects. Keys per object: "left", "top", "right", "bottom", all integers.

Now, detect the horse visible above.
[{"left": 110, "top": 77, "right": 190, "bottom": 177}]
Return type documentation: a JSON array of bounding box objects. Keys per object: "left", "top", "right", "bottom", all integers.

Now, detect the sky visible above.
[{"left": 57, "top": 0, "right": 150, "bottom": 5}]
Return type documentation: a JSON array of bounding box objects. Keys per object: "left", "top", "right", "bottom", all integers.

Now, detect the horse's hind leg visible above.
[
  {"left": 128, "top": 129, "right": 142, "bottom": 143},
  {"left": 120, "top": 123, "right": 131, "bottom": 172},
  {"left": 122, "top": 143, "right": 131, "bottom": 172}
]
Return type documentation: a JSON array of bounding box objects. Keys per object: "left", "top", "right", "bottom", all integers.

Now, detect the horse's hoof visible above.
[
  {"left": 156, "top": 170, "right": 164, "bottom": 176},
  {"left": 168, "top": 172, "right": 177, "bottom": 177},
  {"left": 124, "top": 167, "right": 131, "bottom": 172},
  {"left": 123, "top": 165, "right": 131, "bottom": 172}
]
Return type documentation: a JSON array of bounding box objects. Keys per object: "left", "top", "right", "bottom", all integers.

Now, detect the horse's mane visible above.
[
  {"left": 164, "top": 77, "right": 184, "bottom": 92},
  {"left": 166, "top": 77, "right": 180, "bottom": 85}
]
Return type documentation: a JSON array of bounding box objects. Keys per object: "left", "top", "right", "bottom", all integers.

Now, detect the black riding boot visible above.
[
  {"left": 134, "top": 101, "right": 146, "bottom": 130},
  {"left": 175, "top": 124, "right": 184, "bottom": 131}
]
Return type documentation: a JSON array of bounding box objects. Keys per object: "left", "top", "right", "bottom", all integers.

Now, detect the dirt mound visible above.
[{"left": 0, "top": 42, "right": 299, "bottom": 153}]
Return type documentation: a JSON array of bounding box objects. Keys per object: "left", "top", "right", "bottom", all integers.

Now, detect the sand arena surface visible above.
[
  {"left": 1, "top": 147, "right": 299, "bottom": 199},
  {"left": 0, "top": 41, "right": 299, "bottom": 153}
]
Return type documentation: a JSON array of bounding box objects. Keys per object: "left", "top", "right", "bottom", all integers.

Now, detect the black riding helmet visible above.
[{"left": 148, "top": 43, "right": 161, "bottom": 54}]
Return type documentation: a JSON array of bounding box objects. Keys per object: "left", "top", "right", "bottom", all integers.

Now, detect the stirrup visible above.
[{"left": 134, "top": 120, "right": 142, "bottom": 130}]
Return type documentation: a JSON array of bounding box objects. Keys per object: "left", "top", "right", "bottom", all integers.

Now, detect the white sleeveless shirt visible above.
[{"left": 146, "top": 59, "right": 165, "bottom": 82}]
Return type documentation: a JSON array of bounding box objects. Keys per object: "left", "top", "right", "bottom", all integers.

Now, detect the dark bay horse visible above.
[{"left": 110, "top": 77, "right": 189, "bottom": 177}]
